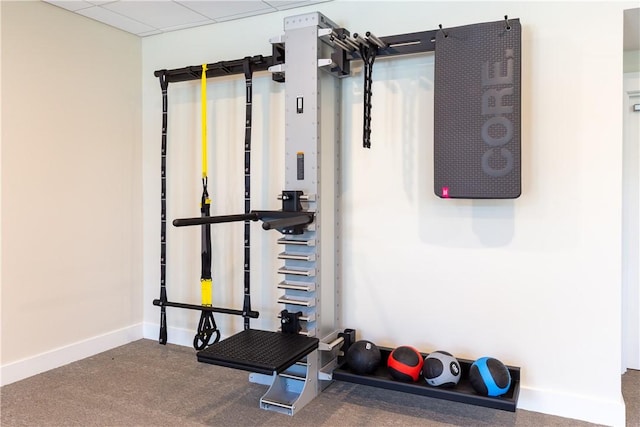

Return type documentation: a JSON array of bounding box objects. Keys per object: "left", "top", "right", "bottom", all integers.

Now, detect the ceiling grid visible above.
[{"left": 43, "top": 0, "right": 332, "bottom": 37}]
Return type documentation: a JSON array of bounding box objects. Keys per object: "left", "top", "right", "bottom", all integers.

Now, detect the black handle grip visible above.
[
  {"left": 173, "top": 213, "right": 259, "bottom": 227},
  {"left": 262, "top": 214, "right": 313, "bottom": 230}
]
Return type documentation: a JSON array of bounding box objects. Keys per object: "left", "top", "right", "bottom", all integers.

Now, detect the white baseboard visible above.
[
  {"left": 143, "top": 321, "right": 205, "bottom": 348},
  {"left": 146, "top": 321, "right": 627, "bottom": 426},
  {"left": 518, "top": 385, "right": 626, "bottom": 427},
  {"left": 0, "top": 324, "right": 143, "bottom": 387},
  {"left": 142, "top": 321, "right": 238, "bottom": 348},
  {"left": 10, "top": 323, "right": 624, "bottom": 426}
]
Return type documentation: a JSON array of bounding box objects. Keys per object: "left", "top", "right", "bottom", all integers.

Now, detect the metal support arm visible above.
[{"left": 173, "top": 210, "right": 314, "bottom": 233}]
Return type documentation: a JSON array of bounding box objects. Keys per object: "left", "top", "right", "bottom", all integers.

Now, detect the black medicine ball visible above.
[{"left": 346, "top": 340, "right": 381, "bottom": 375}]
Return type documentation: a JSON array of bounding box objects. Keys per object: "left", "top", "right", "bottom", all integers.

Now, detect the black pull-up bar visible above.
[{"left": 152, "top": 299, "right": 260, "bottom": 319}]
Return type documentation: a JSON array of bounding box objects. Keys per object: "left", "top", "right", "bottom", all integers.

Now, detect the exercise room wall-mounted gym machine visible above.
[{"left": 153, "top": 11, "right": 522, "bottom": 415}]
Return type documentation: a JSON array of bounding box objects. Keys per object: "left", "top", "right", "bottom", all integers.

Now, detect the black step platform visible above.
[
  {"left": 197, "top": 329, "right": 319, "bottom": 376},
  {"left": 333, "top": 348, "right": 520, "bottom": 412}
]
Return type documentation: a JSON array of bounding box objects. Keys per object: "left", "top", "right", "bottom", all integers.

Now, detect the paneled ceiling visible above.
[
  {"left": 42, "top": 2, "right": 639, "bottom": 51},
  {"left": 43, "top": 0, "right": 331, "bottom": 37}
]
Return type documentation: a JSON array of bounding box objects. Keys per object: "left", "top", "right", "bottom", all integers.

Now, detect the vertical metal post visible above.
[
  {"left": 259, "top": 12, "right": 342, "bottom": 414},
  {"left": 281, "top": 10, "right": 341, "bottom": 350}
]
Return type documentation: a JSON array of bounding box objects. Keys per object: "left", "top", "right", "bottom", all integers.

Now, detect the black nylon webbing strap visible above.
[
  {"left": 359, "top": 44, "right": 377, "bottom": 148},
  {"left": 242, "top": 58, "right": 253, "bottom": 330},
  {"left": 194, "top": 176, "right": 219, "bottom": 350},
  {"left": 433, "top": 19, "right": 521, "bottom": 199},
  {"left": 158, "top": 71, "right": 169, "bottom": 345},
  {"left": 200, "top": 178, "right": 212, "bottom": 282}
]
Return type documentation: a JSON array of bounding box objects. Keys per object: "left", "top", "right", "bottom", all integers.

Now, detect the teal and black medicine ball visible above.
[{"left": 469, "top": 357, "right": 511, "bottom": 397}]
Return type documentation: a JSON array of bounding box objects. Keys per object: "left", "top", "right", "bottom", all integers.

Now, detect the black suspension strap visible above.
[
  {"left": 242, "top": 58, "right": 254, "bottom": 330},
  {"left": 356, "top": 34, "right": 378, "bottom": 149},
  {"left": 194, "top": 64, "right": 221, "bottom": 350},
  {"left": 158, "top": 71, "right": 169, "bottom": 345},
  {"left": 193, "top": 174, "right": 220, "bottom": 349}
]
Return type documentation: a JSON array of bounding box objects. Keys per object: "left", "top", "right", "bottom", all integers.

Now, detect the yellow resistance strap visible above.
[
  {"left": 201, "top": 63, "right": 212, "bottom": 306},
  {"left": 201, "top": 64, "right": 208, "bottom": 179}
]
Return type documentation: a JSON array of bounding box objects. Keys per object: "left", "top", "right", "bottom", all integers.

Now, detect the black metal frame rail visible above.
[
  {"left": 349, "top": 30, "right": 438, "bottom": 61},
  {"left": 154, "top": 55, "right": 273, "bottom": 84},
  {"left": 153, "top": 29, "right": 439, "bottom": 84}
]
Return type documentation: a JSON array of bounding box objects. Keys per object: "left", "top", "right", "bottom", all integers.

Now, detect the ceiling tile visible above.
[
  {"left": 214, "top": 8, "right": 275, "bottom": 23},
  {"left": 177, "top": 1, "right": 273, "bottom": 20},
  {"left": 44, "top": 0, "right": 334, "bottom": 37},
  {"left": 44, "top": 0, "right": 95, "bottom": 12},
  {"left": 75, "top": 6, "right": 156, "bottom": 34},
  {"left": 265, "top": 0, "right": 328, "bottom": 11},
  {"left": 158, "top": 20, "right": 213, "bottom": 33},
  {"left": 101, "top": 1, "right": 209, "bottom": 29},
  {"left": 137, "top": 29, "right": 163, "bottom": 37}
]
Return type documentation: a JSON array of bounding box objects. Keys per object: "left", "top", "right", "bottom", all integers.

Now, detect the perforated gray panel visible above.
[{"left": 434, "top": 19, "right": 521, "bottom": 199}]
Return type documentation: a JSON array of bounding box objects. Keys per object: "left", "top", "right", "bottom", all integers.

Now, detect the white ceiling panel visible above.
[
  {"left": 43, "top": 0, "right": 332, "bottom": 36},
  {"left": 46, "top": 0, "right": 94, "bottom": 12},
  {"left": 178, "top": 1, "right": 273, "bottom": 21},
  {"left": 101, "top": 1, "right": 209, "bottom": 29},
  {"left": 75, "top": 5, "right": 156, "bottom": 34},
  {"left": 265, "top": 1, "right": 316, "bottom": 11},
  {"left": 137, "top": 29, "right": 163, "bottom": 37}
]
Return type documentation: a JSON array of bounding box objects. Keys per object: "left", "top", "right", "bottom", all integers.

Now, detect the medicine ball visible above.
[
  {"left": 423, "top": 351, "right": 461, "bottom": 387},
  {"left": 346, "top": 340, "right": 381, "bottom": 375},
  {"left": 387, "top": 346, "right": 423, "bottom": 382},
  {"left": 469, "top": 357, "right": 512, "bottom": 397}
]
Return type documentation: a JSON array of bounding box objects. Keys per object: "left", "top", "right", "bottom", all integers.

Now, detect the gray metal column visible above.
[
  {"left": 278, "top": 11, "right": 341, "bottom": 340},
  {"left": 257, "top": 11, "right": 342, "bottom": 415}
]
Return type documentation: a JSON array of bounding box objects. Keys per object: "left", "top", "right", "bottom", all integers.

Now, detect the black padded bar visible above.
[
  {"left": 154, "top": 55, "right": 273, "bottom": 83},
  {"left": 152, "top": 299, "right": 259, "bottom": 318},
  {"left": 173, "top": 213, "right": 259, "bottom": 227},
  {"left": 197, "top": 329, "right": 319, "bottom": 375},
  {"left": 174, "top": 210, "right": 314, "bottom": 228},
  {"left": 261, "top": 214, "right": 314, "bottom": 230},
  {"left": 252, "top": 210, "right": 314, "bottom": 220}
]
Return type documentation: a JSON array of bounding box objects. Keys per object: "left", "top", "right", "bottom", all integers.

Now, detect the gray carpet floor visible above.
[{"left": 1, "top": 339, "right": 638, "bottom": 426}]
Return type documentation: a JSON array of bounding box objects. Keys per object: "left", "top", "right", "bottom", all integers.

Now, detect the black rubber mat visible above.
[
  {"left": 197, "top": 329, "right": 319, "bottom": 375},
  {"left": 434, "top": 19, "right": 521, "bottom": 199}
]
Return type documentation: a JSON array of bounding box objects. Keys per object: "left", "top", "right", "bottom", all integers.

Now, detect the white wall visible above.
[
  {"left": 622, "top": 72, "right": 640, "bottom": 371},
  {"left": 138, "top": 1, "right": 630, "bottom": 426},
  {"left": 1, "top": 1, "right": 143, "bottom": 383},
  {"left": 0, "top": 0, "right": 4, "bottom": 378}
]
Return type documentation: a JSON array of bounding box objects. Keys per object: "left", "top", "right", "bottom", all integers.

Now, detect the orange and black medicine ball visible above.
[{"left": 387, "top": 346, "right": 424, "bottom": 382}]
